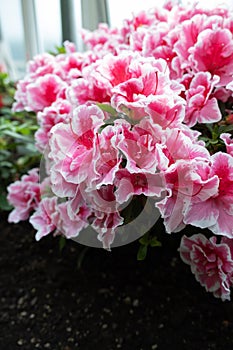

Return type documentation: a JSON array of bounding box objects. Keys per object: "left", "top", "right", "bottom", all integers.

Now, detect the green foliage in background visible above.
[{"left": 0, "top": 73, "right": 40, "bottom": 210}]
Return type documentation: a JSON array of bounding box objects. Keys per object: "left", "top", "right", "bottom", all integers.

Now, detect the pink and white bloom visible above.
[
  {"left": 115, "top": 169, "right": 164, "bottom": 204},
  {"left": 7, "top": 169, "right": 41, "bottom": 223},
  {"left": 184, "top": 152, "right": 233, "bottom": 238},
  {"left": 48, "top": 104, "right": 104, "bottom": 197},
  {"left": 146, "top": 96, "right": 185, "bottom": 128},
  {"left": 179, "top": 234, "right": 233, "bottom": 301},
  {"left": 30, "top": 197, "right": 59, "bottom": 241},
  {"left": 35, "top": 98, "right": 72, "bottom": 152},
  {"left": 220, "top": 133, "right": 233, "bottom": 157},
  {"left": 184, "top": 72, "right": 221, "bottom": 127},
  {"left": 56, "top": 197, "right": 91, "bottom": 239},
  {"left": 116, "top": 118, "right": 162, "bottom": 174},
  {"left": 26, "top": 74, "right": 67, "bottom": 112},
  {"left": 156, "top": 159, "right": 218, "bottom": 233},
  {"left": 190, "top": 28, "right": 233, "bottom": 86},
  {"left": 111, "top": 57, "right": 183, "bottom": 120},
  {"left": 156, "top": 127, "right": 210, "bottom": 171},
  {"left": 92, "top": 209, "right": 124, "bottom": 250}
]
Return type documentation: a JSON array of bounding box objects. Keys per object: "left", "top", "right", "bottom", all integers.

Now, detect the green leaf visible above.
[
  {"left": 77, "top": 246, "right": 89, "bottom": 270},
  {"left": 137, "top": 244, "right": 148, "bottom": 261},
  {"left": 3, "top": 130, "right": 33, "bottom": 142},
  {"left": 219, "top": 124, "right": 233, "bottom": 134},
  {"left": 96, "top": 103, "right": 117, "bottom": 116},
  {"left": 0, "top": 193, "right": 12, "bottom": 211},
  {"left": 59, "top": 236, "right": 66, "bottom": 252},
  {"left": 139, "top": 233, "right": 149, "bottom": 246},
  {"left": 150, "top": 237, "right": 162, "bottom": 247},
  {"left": 0, "top": 107, "right": 12, "bottom": 115}
]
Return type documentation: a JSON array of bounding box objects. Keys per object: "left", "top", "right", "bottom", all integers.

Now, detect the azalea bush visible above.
[
  {"left": 0, "top": 71, "right": 39, "bottom": 210},
  {"left": 7, "top": 0, "right": 233, "bottom": 300}
]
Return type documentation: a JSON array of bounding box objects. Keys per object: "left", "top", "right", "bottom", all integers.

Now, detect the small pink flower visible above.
[
  {"left": 220, "top": 133, "right": 233, "bottom": 157},
  {"left": 81, "top": 23, "right": 123, "bottom": 51},
  {"left": 67, "top": 52, "right": 135, "bottom": 106},
  {"left": 89, "top": 123, "right": 122, "bottom": 190},
  {"left": 27, "top": 53, "right": 56, "bottom": 77},
  {"left": 184, "top": 152, "right": 233, "bottom": 238},
  {"left": 30, "top": 197, "right": 59, "bottom": 241},
  {"left": 35, "top": 99, "right": 72, "bottom": 152},
  {"left": 7, "top": 169, "right": 41, "bottom": 223},
  {"left": 156, "top": 128, "right": 210, "bottom": 171},
  {"left": 13, "top": 79, "right": 31, "bottom": 112},
  {"left": 112, "top": 55, "right": 184, "bottom": 120},
  {"left": 173, "top": 14, "right": 207, "bottom": 71},
  {"left": 146, "top": 96, "right": 185, "bottom": 128},
  {"left": 64, "top": 40, "right": 76, "bottom": 54},
  {"left": 67, "top": 75, "right": 111, "bottom": 106},
  {"left": 57, "top": 198, "right": 91, "bottom": 239},
  {"left": 48, "top": 104, "right": 104, "bottom": 197},
  {"left": 26, "top": 74, "right": 67, "bottom": 112},
  {"left": 116, "top": 118, "right": 161, "bottom": 174},
  {"left": 92, "top": 209, "right": 124, "bottom": 250},
  {"left": 111, "top": 58, "right": 178, "bottom": 120},
  {"left": 191, "top": 28, "right": 233, "bottom": 86},
  {"left": 179, "top": 234, "right": 233, "bottom": 301},
  {"left": 115, "top": 169, "right": 164, "bottom": 204},
  {"left": 184, "top": 72, "right": 221, "bottom": 127},
  {"left": 156, "top": 159, "right": 218, "bottom": 233}
]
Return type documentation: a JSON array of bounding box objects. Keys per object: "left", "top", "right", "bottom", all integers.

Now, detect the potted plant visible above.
[{"left": 7, "top": 0, "right": 233, "bottom": 301}]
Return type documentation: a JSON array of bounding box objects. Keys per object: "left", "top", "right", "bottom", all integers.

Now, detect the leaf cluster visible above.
[{"left": 0, "top": 74, "right": 40, "bottom": 210}]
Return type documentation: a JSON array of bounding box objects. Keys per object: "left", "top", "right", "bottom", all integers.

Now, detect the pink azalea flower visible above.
[
  {"left": 213, "top": 86, "right": 232, "bottom": 103},
  {"left": 26, "top": 74, "right": 67, "bottom": 112},
  {"left": 57, "top": 198, "right": 91, "bottom": 239},
  {"left": 191, "top": 28, "right": 233, "bottom": 86},
  {"left": 27, "top": 53, "right": 56, "bottom": 77},
  {"left": 184, "top": 152, "right": 233, "bottom": 238},
  {"left": 179, "top": 234, "right": 233, "bottom": 301},
  {"left": 156, "top": 159, "right": 218, "bottom": 233},
  {"left": 55, "top": 52, "right": 83, "bottom": 82},
  {"left": 81, "top": 23, "right": 124, "bottom": 51},
  {"left": 35, "top": 99, "right": 72, "bottom": 152},
  {"left": 67, "top": 74, "right": 111, "bottom": 106},
  {"left": 173, "top": 14, "right": 208, "bottom": 71},
  {"left": 89, "top": 123, "right": 122, "bottom": 190},
  {"left": 63, "top": 40, "right": 76, "bottom": 54},
  {"left": 184, "top": 72, "right": 221, "bottom": 127},
  {"left": 67, "top": 52, "right": 136, "bottom": 106},
  {"left": 146, "top": 96, "right": 185, "bottom": 128},
  {"left": 7, "top": 169, "right": 41, "bottom": 223},
  {"left": 116, "top": 118, "right": 163, "bottom": 174},
  {"left": 13, "top": 79, "right": 31, "bottom": 112},
  {"left": 72, "top": 184, "right": 124, "bottom": 249},
  {"left": 82, "top": 183, "right": 118, "bottom": 215},
  {"left": 30, "top": 197, "right": 59, "bottom": 241},
  {"left": 156, "top": 128, "right": 210, "bottom": 171},
  {"left": 220, "top": 133, "right": 233, "bottom": 156},
  {"left": 115, "top": 169, "right": 164, "bottom": 204},
  {"left": 92, "top": 209, "right": 124, "bottom": 250},
  {"left": 111, "top": 57, "right": 181, "bottom": 120},
  {"left": 48, "top": 104, "right": 104, "bottom": 197}
]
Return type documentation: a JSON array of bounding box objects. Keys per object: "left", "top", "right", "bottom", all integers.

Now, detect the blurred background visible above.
[{"left": 0, "top": 0, "right": 231, "bottom": 79}]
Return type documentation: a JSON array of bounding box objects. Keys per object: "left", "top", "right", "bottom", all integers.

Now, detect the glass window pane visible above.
[
  {"left": 108, "top": 0, "right": 166, "bottom": 27},
  {"left": 35, "top": 0, "right": 62, "bottom": 52},
  {"left": 0, "top": 0, "right": 25, "bottom": 78}
]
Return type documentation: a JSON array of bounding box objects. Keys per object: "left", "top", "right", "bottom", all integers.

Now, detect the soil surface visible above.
[{"left": 0, "top": 213, "right": 233, "bottom": 350}]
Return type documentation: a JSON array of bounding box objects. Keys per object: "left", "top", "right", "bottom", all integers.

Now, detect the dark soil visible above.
[{"left": 0, "top": 212, "right": 233, "bottom": 350}]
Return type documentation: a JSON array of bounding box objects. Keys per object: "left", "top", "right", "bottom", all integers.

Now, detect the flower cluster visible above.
[{"left": 7, "top": 1, "right": 233, "bottom": 300}]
